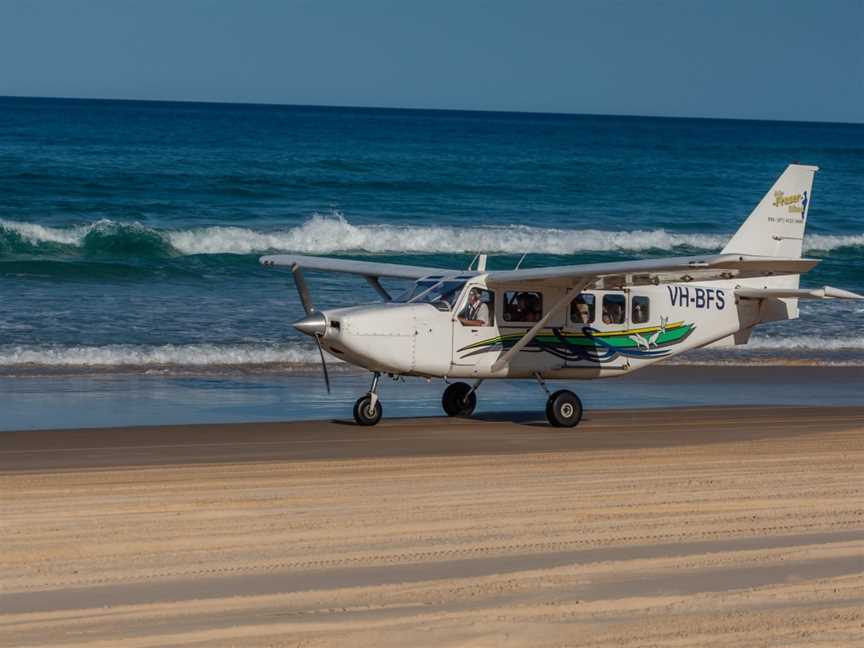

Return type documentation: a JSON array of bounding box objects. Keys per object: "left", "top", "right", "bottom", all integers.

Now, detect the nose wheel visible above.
[
  {"left": 353, "top": 372, "right": 383, "bottom": 426},
  {"left": 353, "top": 394, "right": 383, "bottom": 426}
]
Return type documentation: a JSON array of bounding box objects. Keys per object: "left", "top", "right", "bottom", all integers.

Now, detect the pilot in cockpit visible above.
[{"left": 458, "top": 288, "right": 490, "bottom": 326}]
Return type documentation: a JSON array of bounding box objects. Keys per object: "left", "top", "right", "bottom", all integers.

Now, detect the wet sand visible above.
[{"left": 2, "top": 406, "right": 863, "bottom": 646}]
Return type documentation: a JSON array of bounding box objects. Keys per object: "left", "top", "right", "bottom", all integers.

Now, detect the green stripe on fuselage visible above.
[{"left": 458, "top": 322, "right": 693, "bottom": 352}]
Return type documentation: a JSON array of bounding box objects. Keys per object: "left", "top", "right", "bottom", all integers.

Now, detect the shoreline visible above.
[
  {"left": 1, "top": 355, "right": 863, "bottom": 378},
  {"left": 2, "top": 364, "right": 862, "bottom": 433}
]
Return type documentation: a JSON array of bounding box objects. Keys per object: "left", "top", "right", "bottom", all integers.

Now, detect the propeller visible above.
[
  {"left": 291, "top": 264, "right": 331, "bottom": 394},
  {"left": 314, "top": 335, "right": 331, "bottom": 394}
]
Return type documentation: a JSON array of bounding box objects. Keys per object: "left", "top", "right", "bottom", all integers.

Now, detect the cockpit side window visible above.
[{"left": 458, "top": 287, "right": 494, "bottom": 326}]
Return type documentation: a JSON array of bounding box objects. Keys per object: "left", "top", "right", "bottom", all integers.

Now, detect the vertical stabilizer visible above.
[{"left": 722, "top": 164, "right": 818, "bottom": 259}]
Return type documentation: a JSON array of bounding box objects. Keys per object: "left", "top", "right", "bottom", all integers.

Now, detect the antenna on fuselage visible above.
[{"left": 514, "top": 253, "right": 527, "bottom": 270}]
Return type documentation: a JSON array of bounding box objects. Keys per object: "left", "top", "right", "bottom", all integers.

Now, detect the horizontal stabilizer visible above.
[{"left": 735, "top": 286, "right": 864, "bottom": 300}]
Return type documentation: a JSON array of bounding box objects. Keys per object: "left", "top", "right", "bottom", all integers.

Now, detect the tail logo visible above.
[{"left": 772, "top": 190, "right": 807, "bottom": 218}]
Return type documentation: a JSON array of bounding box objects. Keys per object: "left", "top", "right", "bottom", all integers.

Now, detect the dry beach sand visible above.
[{"left": 1, "top": 405, "right": 863, "bottom": 647}]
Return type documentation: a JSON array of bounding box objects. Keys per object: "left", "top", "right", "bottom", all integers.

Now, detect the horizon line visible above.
[{"left": 2, "top": 93, "right": 862, "bottom": 127}]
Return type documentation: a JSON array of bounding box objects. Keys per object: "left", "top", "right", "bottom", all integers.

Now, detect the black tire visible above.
[
  {"left": 442, "top": 382, "right": 477, "bottom": 417},
  {"left": 545, "top": 390, "right": 583, "bottom": 428},
  {"left": 353, "top": 395, "right": 383, "bottom": 426}
]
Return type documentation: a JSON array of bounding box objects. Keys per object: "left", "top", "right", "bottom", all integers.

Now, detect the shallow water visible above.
[{"left": 3, "top": 366, "right": 861, "bottom": 431}]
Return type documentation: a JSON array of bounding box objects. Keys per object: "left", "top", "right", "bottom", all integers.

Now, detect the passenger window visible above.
[
  {"left": 602, "top": 294, "right": 626, "bottom": 325},
  {"left": 458, "top": 288, "right": 494, "bottom": 326},
  {"left": 570, "top": 293, "right": 595, "bottom": 324},
  {"left": 503, "top": 291, "right": 543, "bottom": 323},
  {"left": 632, "top": 296, "right": 650, "bottom": 324}
]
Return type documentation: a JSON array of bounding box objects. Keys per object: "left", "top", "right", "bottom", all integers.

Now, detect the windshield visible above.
[
  {"left": 393, "top": 279, "right": 439, "bottom": 303},
  {"left": 410, "top": 280, "right": 467, "bottom": 311}
]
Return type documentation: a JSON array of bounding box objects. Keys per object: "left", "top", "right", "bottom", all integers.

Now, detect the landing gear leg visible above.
[
  {"left": 353, "top": 372, "right": 383, "bottom": 426},
  {"left": 536, "top": 372, "right": 583, "bottom": 428},
  {"left": 442, "top": 379, "right": 480, "bottom": 417}
]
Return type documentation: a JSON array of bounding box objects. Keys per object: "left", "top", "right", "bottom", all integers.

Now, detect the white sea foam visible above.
[
  {"left": 1, "top": 335, "right": 861, "bottom": 373},
  {"left": 0, "top": 343, "right": 333, "bottom": 368},
  {"left": 747, "top": 335, "right": 864, "bottom": 351},
  {"left": 167, "top": 214, "right": 732, "bottom": 255},
  {"left": 0, "top": 218, "right": 92, "bottom": 245},
  {"left": 803, "top": 233, "right": 864, "bottom": 251},
  {"left": 3, "top": 214, "right": 863, "bottom": 255}
]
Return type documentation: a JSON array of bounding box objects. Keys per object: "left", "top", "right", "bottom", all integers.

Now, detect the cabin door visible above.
[{"left": 450, "top": 285, "right": 496, "bottom": 371}]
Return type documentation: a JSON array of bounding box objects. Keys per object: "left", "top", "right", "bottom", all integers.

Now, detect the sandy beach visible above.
[{"left": 1, "top": 405, "right": 863, "bottom": 647}]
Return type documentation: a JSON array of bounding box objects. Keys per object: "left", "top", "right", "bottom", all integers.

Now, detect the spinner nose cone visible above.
[{"left": 293, "top": 312, "right": 327, "bottom": 337}]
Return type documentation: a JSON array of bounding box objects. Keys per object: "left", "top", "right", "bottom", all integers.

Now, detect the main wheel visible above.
[
  {"left": 353, "top": 395, "right": 383, "bottom": 426},
  {"left": 442, "top": 382, "right": 477, "bottom": 417},
  {"left": 545, "top": 390, "right": 583, "bottom": 428}
]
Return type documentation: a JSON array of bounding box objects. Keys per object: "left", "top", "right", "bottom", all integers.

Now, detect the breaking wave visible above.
[
  {"left": 1, "top": 336, "right": 862, "bottom": 374},
  {"left": 746, "top": 335, "right": 864, "bottom": 351},
  {"left": 0, "top": 343, "right": 338, "bottom": 371},
  {"left": 3, "top": 214, "right": 863, "bottom": 257}
]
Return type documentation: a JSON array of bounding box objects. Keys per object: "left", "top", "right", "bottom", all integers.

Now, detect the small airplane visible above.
[{"left": 262, "top": 164, "right": 862, "bottom": 427}]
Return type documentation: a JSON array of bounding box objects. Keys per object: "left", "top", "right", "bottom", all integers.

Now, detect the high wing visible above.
[
  {"left": 484, "top": 253, "right": 819, "bottom": 288},
  {"left": 261, "top": 252, "right": 819, "bottom": 287},
  {"left": 260, "top": 253, "right": 461, "bottom": 280}
]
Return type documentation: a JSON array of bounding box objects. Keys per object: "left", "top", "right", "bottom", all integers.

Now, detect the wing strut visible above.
[
  {"left": 365, "top": 276, "right": 392, "bottom": 302},
  {"left": 490, "top": 280, "right": 592, "bottom": 373}
]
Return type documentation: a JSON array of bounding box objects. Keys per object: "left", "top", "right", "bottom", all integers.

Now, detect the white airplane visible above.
[{"left": 262, "top": 164, "right": 862, "bottom": 427}]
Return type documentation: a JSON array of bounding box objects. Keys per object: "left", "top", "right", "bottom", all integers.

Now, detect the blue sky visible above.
[{"left": 1, "top": 0, "right": 861, "bottom": 122}]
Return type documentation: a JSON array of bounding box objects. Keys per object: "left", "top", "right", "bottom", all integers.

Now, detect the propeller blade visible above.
[
  {"left": 291, "top": 264, "right": 315, "bottom": 315},
  {"left": 315, "top": 335, "right": 331, "bottom": 394},
  {"left": 291, "top": 263, "right": 328, "bottom": 393}
]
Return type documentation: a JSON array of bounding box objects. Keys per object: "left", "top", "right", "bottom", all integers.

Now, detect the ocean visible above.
[{"left": 1, "top": 97, "right": 862, "bottom": 428}]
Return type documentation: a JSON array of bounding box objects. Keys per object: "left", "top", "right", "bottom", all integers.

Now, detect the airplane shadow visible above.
[{"left": 331, "top": 410, "right": 554, "bottom": 428}]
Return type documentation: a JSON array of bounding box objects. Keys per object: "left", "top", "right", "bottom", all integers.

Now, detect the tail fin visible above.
[{"left": 722, "top": 163, "right": 818, "bottom": 259}]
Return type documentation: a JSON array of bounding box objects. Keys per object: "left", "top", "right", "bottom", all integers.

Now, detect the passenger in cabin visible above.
[
  {"left": 573, "top": 294, "right": 594, "bottom": 324},
  {"left": 525, "top": 294, "right": 542, "bottom": 322},
  {"left": 602, "top": 302, "right": 624, "bottom": 325},
  {"left": 503, "top": 294, "right": 525, "bottom": 321},
  {"left": 458, "top": 288, "right": 491, "bottom": 326},
  {"left": 515, "top": 293, "right": 530, "bottom": 320},
  {"left": 503, "top": 291, "right": 542, "bottom": 322},
  {"left": 574, "top": 302, "right": 591, "bottom": 324}
]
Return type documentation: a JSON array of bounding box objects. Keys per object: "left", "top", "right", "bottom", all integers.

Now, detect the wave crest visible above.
[
  {"left": 0, "top": 343, "right": 331, "bottom": 369},
  {"left": 1, "top": 336, "right": 862, "bottom": 373},
  {"left": 3, "top": 214, "right": 863, "bottom": 257},
  {"left": 747, "top": 335, "right": 864, "bottom": 351},
  {"left": 0, "top": 218, "right": 175, "bottom": 257}
]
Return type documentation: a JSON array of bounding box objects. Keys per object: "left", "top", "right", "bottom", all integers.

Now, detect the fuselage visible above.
[{"left": 309, "top": 275, "right": 793, "bottom": 380}]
